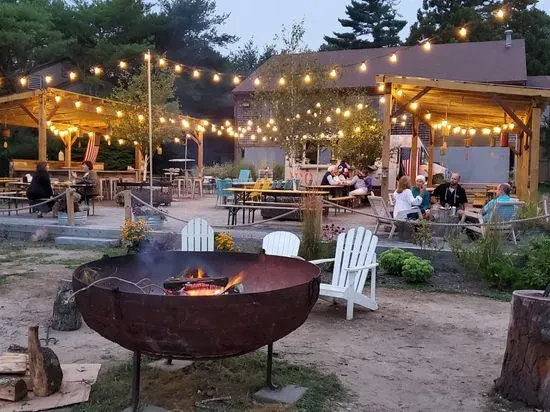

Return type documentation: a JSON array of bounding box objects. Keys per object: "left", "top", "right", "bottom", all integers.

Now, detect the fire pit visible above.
[{"left": 72, "top": 251, "right": 320, "bottom": 410}]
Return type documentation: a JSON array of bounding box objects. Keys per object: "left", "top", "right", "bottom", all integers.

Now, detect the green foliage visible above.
[
  {"left": 273, "top": 164, "right": 285, "bottom": 180},
  {"left": 402, "top": 257, "right": 434, "bottom": 284},
  {"left": 378, "top": 248, "right": 415, "bottom": 276},
  {"left": 322, "top": 0, "right": 406, "bottom": 50},
  {"left": 516, "top": 236, "right": 550, "bottom": 289}
]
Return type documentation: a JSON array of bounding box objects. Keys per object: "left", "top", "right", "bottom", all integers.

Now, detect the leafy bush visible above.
[
  {"left": 204, "top": 162, "right": 234, "bottom": 179},
  {"left": 378, "top": 249, "right": 415, "bottom": 276},
  {"left": 516, "top": 236, "right": 550, "bottom": 289},
  {"left": 402, "top": 257, "right": 434, "bottom": 284},
  {"left": 273, "top": 164, "right": 285, "bottom": 180}
]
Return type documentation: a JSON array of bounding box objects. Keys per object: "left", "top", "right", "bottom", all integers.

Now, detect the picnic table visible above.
[{"left": 226, "top": 188, "right": 329, "bottom": 225}]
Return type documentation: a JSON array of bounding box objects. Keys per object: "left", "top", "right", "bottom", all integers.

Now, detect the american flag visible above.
[
  {"left": 400, "top": 147, "right": 422, "bottom": 177},
  {"left": 84, "top": 133, "right": 100, "bottom": 164}
]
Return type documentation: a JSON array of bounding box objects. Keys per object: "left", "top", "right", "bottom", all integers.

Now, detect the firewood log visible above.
[
  {"left": 0, "top": 354, "right": 27, "bottom": 375},
  {"left": 28, "top": 326, "right": 63, "bottom": 397},
  {"left": 0, "top": 377, "right": 27, "bottom": 402}
]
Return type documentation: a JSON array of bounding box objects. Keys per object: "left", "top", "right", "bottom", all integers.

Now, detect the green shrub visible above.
[
  {"left": 273, "top": 164, "right": 285, "bottom": 180},
  {"left": 516, "top": 236, "right": 550, "bottom": 289},
  {"left": 402, "top": 257, "right": 434, "bottom": 284},
  {"left": 378, "top": 249, "right": 415, "bottom": 276}
]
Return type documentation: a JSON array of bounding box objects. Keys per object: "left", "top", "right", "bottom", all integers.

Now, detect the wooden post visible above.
[
  {"left": 38, "top": 93, "right": 47, "bottom": 162},
  {"left": 124, "top": 190, "right": 132, "bottom": 221},
  {"left": 135, "top": 145, "right": 142, "bottom": 171},
  {"left": 66, "top": 189, "right": 75, "bottom": 226},
  {"left": 197, "top": 131, "right": 204, "bottom": 178},
  {"left": 529, "top": 106, "right": 541, "bottom": 202},
  {"left": 515, "top": 132, "right": 523, "bottom": 199},
  {"left": 381, "top": 90, "right": 393, "bottom": 199},
  {"left": 428, "top": 128, "right": 434, "bottom": 187},
  {"left": 411, "top": 115, "right": 419, "bottom": 177},
  {"left": 520, "top": 134, "right": 530, "bottom": 201}
]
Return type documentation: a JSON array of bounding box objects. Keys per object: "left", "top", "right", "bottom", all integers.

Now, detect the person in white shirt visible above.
[
  {"left": 320, "top": 166, "right": 341, "bottom": 186},
  {"left": 393, "top": 175, "right": 423, "bottom": 219}
]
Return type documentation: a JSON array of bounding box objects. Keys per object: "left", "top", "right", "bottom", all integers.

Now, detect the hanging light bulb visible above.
[
  {"left": 159, "top": 117, "right": 166, "bottom": 124},
  {"left": 138, "top": 114, "right": 145, "bottom": 122},
  {"left": 304, "top": 74, "right": 312, "bottom": 84},
  {"left": 338, "top": 130, "right": 344, "bottom": 138},
  {"left": 69, "top": 71, "right": 77, "bottom": 81},
  {"left": 379, "top": 96, "right": 386, "bottom": 103},
  {"left": 396, "top": 89, "right": 404, "bottom": 97},
  {"left": 144, "top": 52, "right": 151, "bottom": 61},
  {"left": 390, "top": 53, "right": 398, "bottom": 63},
  {"left": 377, "top": 83, "right": 385, "bottom": 92},
  {"left": 357, "top": 103, "right": 364, "bottom": 110},
  {"left": 254, "top": 77, "right": 261, "bottom": 86},
  {"left": 496, "top": 9, "right": 505, "bottom": 19},
  {"left": 410, "top": 102, "right": 418, "bottom": 110},
  {"left": 401, "top": 114, "right": 407, "bottom": 121},
  {"left": 44, "top": 75, "right": 53, "bottom": 85},
  {"left": 508, "top": 123, "right": 515, "bottom": 130},
  {"left": 392, "top": 117, "right": 397, "bottom": 124},
  {"left": 482, "top": 128, "right": 491, "bottom": 135},
  {"left": 325, "top": 116, "right": 332, "bottom": 123},
  {"left": 355, "top": 126, "right": 361, "bottom": 133},
  {"left": 74, "top": 101, "right": 82, "bottom": 109},
  {"left": 118, "top": 139, "right": 124, "bottom": 145},
  {"left": 425, "top": 112, "right": 432, "bottom": 120},
  {"left": 315, "top": 102, "right": 321, "bottom": 108},
  {"left": 217, "top": 130, "right": 223, "bottom": 136},
  {"left": 459, "top": 27, "right": 468, "bottom": 38},
  {"left": 360, "top": 62, "right": 367, "bottom": 72},
  {"left": 233, "top": 76, "right": 241, "bottom": 85},
  {"left": 54, "top": 95, "right": 61, "bottom": 104},
  {"left": 212, "top": 73, "right": 221, "bottom": 83},
  {"left": 119, "top": 61, "right": 128, "bottom": 70},
  {"left": 93, "top": 66, "right": 103, "bottom": 76},
  {"left": 272, "top": 126, "right": 278, "bottom": 132},
  {"left": 343, "top": 110, "right": 351, "bottom": 118},
  {"left": 158, "top": 58, "right": 167, "bottom": 67},
  {"left": 173, "top": 64, "right": 183, "bottom": 74},
  {"left": 469, "top": 128, "right": 476, "bottom": 136},
  {"left": 493, "top": 126, "right": 502, "bottom": 133},
  {"left": 181, "top": 119, "right": 190, "bottom": 128},
  {"left": 262, "top": 136, "right": 267, "bottom": 142},
  {"left": 329, "top": 69, "right": 338, "bottom": 79},
  {"left": 295, "top": 114, "right": 301, "bottom": 119},
  {"left": 193, "top": 70, "right": 200, "bottom": 79},
  {"left": 400, "top": 121, "right": 406, "bottom": 127},
  {"left": 174, "top": 137, "right": 180, "bottom": 143},
  {"left": 19, "top": 77, "right": 28, "bottom": 87},
  {"left": 96, "top": 106, "right": 103, "bottom": 114},
  {"left": 250, "top": 134, "right": 256, "bottom": 140},
  {"left": 453, "top": 126, "right": 461, "bottom": 134},
  {"left": 278, "top": 77, "right": 286, "bottom": 86},
  {"left": 269, "top": 118, "right": 275, "bottom": 125},
  {"left": 461, "top": 128, "right": 467, "bottom": 135},
  {"left": 423, "top": 41, "right": 432, "bottom": 51},
  {"left": 116, "top": 110, "right": 123, "bottom": 117}
]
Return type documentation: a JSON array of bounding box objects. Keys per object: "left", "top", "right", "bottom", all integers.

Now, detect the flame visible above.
[
  {"left": 197, "top": 268, "right": 205, "bottom": 279},
  {"left": 180, "top": 271, "right": 245, "bottom": 297},
  {"left": 221, "top": 271, "right": 245, "bottom": 294},
  {"left": 185, "top": 268, "right": 206, "bottom": 279}
]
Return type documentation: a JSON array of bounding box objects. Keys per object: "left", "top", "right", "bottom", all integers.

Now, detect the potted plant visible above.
[{"left": 132, "top": 206, "right": 167, "bottom": 230}]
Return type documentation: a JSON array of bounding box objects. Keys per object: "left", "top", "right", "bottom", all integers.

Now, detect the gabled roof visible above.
[
  {"left": 527, "top": 76, "right": 550, "bottom": 89},
  {"left": 233, "top": 39, "right": 527, "bottom": 94}
]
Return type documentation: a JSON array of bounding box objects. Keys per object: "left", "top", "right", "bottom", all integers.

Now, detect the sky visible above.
[{"left": 214, "top": 0, "right": 550, "bottom": 53}]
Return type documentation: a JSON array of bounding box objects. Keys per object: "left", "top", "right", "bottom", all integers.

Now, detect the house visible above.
[{"left": 233, "top": 35, "right": 550, "bottom": 182}]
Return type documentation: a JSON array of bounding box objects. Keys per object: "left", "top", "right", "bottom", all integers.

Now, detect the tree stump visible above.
[
  {"left": 0, "top": 377, "right": 27, "bottom": 401},
  {"left": 51, "top": 280, "right": 82, "bottom": 331},
  {"left": 28, "top": 326, "right": 63, "bottom": 397},
  {"left": 495, "top": 290, "right": 550, "bottom": 410}
]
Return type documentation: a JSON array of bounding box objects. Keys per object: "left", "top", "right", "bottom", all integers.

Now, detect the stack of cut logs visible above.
[{"left": 0, "top": 326, "right": 63, "bottom": 403}]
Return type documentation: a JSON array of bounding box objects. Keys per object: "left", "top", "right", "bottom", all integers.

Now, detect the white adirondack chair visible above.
[
  {"left": 181, "top": 218, "right": 214, "bottom": 251},
  {"left": 310, "top": 227, "right": 378, "bottom": 320},
  {"left": 262, "top": 231, "right": 301, "bottom": 258}
]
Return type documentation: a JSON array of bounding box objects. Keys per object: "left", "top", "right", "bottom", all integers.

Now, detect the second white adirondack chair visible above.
[
  {"left": 181, "top": 218, "right": 214, "bottom": 251},
  {"left": 262, "top": 231, "right": 301, "bottom": 258},
  {"left": 310, "top": 227, "right": 378, "bottom": 320}
]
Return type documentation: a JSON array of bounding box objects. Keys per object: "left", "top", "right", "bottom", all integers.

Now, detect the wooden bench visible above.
[
  {"left": 0, "top": 193, "right": 29, "bottom": 215},
  {"left": 330, "top": 196, "right": 358, "bottom": 215}
]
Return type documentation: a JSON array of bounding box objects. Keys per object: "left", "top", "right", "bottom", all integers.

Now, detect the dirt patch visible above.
[{"left": 0, "top": 243, "right": 529, "bottom": 411}]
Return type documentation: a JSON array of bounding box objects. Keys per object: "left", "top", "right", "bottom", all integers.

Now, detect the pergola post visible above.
[
  {"left": 135, "top": 146, "right": 143, "bottom": 172},
  {"left": 411, "top": 115, "right": 419, "bottom": 177},
  {"left": 518, "top": 131, "right": 530, "bottom": 201},
  {"left": 197, "top": 131, "right": 204, "bottom": 178},
  {"left": 428, "top": 128, "right": 434, "bottom": 187},
  {"left": 381, "top": 89, "right": 393, "bottom": 199},
  {"left": 529, "top": 106, "right": 541, "bottom": 202},
  {"left": 38, "top": 93, "right": 47, "bottom": 161}
]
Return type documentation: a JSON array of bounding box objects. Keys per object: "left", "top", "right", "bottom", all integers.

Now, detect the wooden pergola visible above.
[
  {"left": 376, "top": 75, "right": 550, "bottom": 202},
  {"left": 0, "top": 88, "right": 205, "bottom": 177}
]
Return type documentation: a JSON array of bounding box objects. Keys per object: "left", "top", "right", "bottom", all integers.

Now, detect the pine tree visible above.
[{"left": 322, "top": 0, "right": 407, "bottom": 50}]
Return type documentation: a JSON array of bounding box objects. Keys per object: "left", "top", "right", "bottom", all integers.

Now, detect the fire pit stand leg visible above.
[
  {"left": 266, "top": 343, "right": 277, "bottom": 390},
  {"left": 131, "top": 351, "right": 141, "bottom": 412}
]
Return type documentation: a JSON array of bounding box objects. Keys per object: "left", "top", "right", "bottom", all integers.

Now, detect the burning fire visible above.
[{"left": 180, "top": 271, "right": 245, "bottom": 297}]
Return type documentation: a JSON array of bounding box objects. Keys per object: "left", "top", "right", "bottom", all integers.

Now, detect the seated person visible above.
[
  {"left": 412, "top": 175, "right": 431, "bottom": 217},
  {"left": 349, "top": 170, "right": 368, "bottom": 196},
  {"left": 432, "top": 172, "right": 468, "bottom": 215},
  {"left": 393, "top": 176, "right": 424, "bottom": 219},
  {"left": 320, "top": 166, "right": 341, "bottom": 186},
  {"left": 338, "top": 160, "right": 350, "bottom": 179},
  {"left": 482, "top": 183, "right": 515, "bottom": 222},
  {"left": 72, "top": 160, "right": 99, "bottom": 201},
  {"left": 26, "top": 161, "right": 54, "bottom": 218}
]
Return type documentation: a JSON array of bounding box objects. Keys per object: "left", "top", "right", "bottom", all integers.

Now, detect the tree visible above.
[
  {"left": 322, "top": 0, "right": 406, "bottom": 50},
  {"left": 110, "top": 64, "right": 182, "bottom": 178},
  {"left": 230, "top": 39, "right": 277, "bottom": 75}
]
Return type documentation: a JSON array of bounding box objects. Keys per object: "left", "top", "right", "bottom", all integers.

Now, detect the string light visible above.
[
  {"left": 133, "top": 140, "right": 138, "bottom": 146},
  {"left": 493, "top": 126, "right": 502, "bottom": 133},
  {"left": 193, "top": 70, "right": 200, "bottom": 79},
  {"left": 355, "top": 126, "right": 361, "bottom": 133},
  {"left": 213, "top": 73, "right": 221, "bottom": 83},
  {"left": 93, "top": 66, "right": 102, "bottom": 76},
  {"left": 69, "top": 71, "right": 77, "bottom": 81},
  {"left": 392, "top": 117, "right": 397, "bottom": 124},
  {"left": 335, "top": 108, "right": 342, "bottom": 115},
  {"left": 217, "top": 130, "right": 223, "bottom": 136},
  {"left": 325, "top": 116, "right": 332, "bottom": 123},
  {"left": 482, "top": 128, "right": 491, "bottom": 135},
  {"left": 159, "top": 117, "right": 166, "bottom": 123},
  {"left": 174, "top": 64, "right": 183, "bottom": 73},
  {"left": 116, "top": 110, "right": 123, "bottom": 117},
  {"left": 496, "top": 9, "right": 505, "bottom": 19},
  {"left": 396, "top": 89, "right": 404, "bottom": 97},
  {"left": 390, "top": 53, "right": 398, "bottom": 63},
  {"left": 400, "top": 121, "right": 406, "bottom": 127},
  {"left": 461, "top": 129, "right": 467, "bottom": 135},
  {"left": 74, "top": 101, "right": 82, "bottom": 109},
  {"left": 329, "top": 69, "right": 338, "bottom": 79},
  {"left": 459, "top": 27, "right": 468, "bottom": 38},
  {"left": 144, "top": 52, "right": 151, "bottom": 61},
  {"left": 182, "top": 119, "right": 190, "bottom": 128},
  {"left": 118, "top": 139, "right": 124, "bottom": 145},
  {"left": 54, "top": 95, "right": 61, "bottom": 103},
  {"left": 410, "top": 102, "right": 418, "bottom": 110},
  {"left": 453, "top": 126, "right": 461, "bottom": 134},
  {"left": 360, "top": 62, "right": 367, "bottom": 72},
  {"left": 357, "top": 103, "right": 364, "bottom": 110},
  {"left": 138, "top": 114, "right": 145, "bottom": 122},
  {"left": 304, "top": 74, "right": 312, "bottom": 84},
  {"left": 174, "top": 137, "right": 180, "bottom": 143},
  {"left": 45, "top": 75, "right": 53, "bottom": 85},
  {"left": 272, "top": 126, "right": 278, "bottom": 132},
  {"left": 377, "top": 83, "right": 385, "bottom": 92},
  {"left": 96, "top": 106, "right": 103, "bottom": 114},
  {"left": 19, "top": 77, "right": 28, "bottom": 87},
  {"left": 250, "top": 134, "right": 256, "bottom": 140},
  {"left": 338, "top": 130, "right": 344, "bottom": 138},
  {"left": 423, "top": 41, "right": 432, "bottom": 51},
  {"left": 316, "top": 102, "right": 321, "bottom": 108},
  {"left": 233, "top": 76, "right": 241, "bottom": 85},
  {"left": 343, "top": 110, "right": 351, "bottom": 118},
  {"left": 119, "top": 61, "right": 128, "bottom": 70},
  {"left": 469, "top": 128, "right": 476, "bottom": 136},
  {"left": 425, "top": 113, "right": 431, "bottom": 120},
  {"left": 278, "top": 77, "right": 286, "bottom": 86},
  {"left": 158, "top": 58, "right": 167, "bottom": 67},
  {"left": 254, "top": 77, "right": 261, "bottom": 86},
  {"left": 379, "top": 96, "right": 386, "bottom": 103}
]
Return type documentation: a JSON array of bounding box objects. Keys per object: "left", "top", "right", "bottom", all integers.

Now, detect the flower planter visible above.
[
  {"left": 57, "top": 212, "right": 87, "bottom": 226},
  {"left": 135, "top": 215, "right": 164, "bottom": 230}
]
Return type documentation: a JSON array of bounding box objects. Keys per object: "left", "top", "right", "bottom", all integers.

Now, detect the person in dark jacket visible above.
[
  {"left": 432, "top": 172, "right": 469, "bottom": 215},
  {"left": 26, "top": 161, "right": 54, "bottom": 217},
  {"left": 72, "top": 160, "right": 100, "bottom": 201}
]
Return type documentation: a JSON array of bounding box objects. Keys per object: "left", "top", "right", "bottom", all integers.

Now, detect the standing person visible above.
[
  {"left": 338, "top": 160, "right": 350, "bottom": 179},
  {"left": 26, "top": 161, "right": 53, "bottom": 218},
  {"left": 393, "top": 176, "right": 424, "bottom": 219},
  {"left": 432, "top": 172, "right": 468, "bottom": 215},
  {"left": 320, "top": 166, "right": 341, "bottom": 186},
  {"left": 412, "top": 175, "right": 431, "bottom": 216},
  {"left": 72, "top": 160, "right": 99, "bottom": 201}
]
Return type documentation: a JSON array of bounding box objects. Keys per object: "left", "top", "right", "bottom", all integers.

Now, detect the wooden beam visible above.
[
  {"left": 18, "top": 104, "right": 38, "bottom": 125},
  {"left": 38, "top": 94, "right": 47, "bottom": 162},
  {"left": 529, "top": 106, "right": 541, "bottom": 202},
  {"left": 428, "top": 128, "right": 434, "bottom": 186},
  {"left": 197, "top": 131, "right": 204, "bottom": 178},
  {"left": 381, "top": 90, "right": 393, "bottom": 199},
  {"left": 411, "top": 115, "right": 419, "bottom": 177},
  {"left": 375, "top": 75, "right": 550, "bottom": 99},
  {"left": 0, "top": 89, "right": 41, "bottom": 105},
  {"left": 392, "top": 87, "right": 432, "bottom": 118},
  {"left": 491, "top": 95, "right": 532, "bottom": 138},
  {"left": 47, "top": 104, "right": 59, "bottom": 122}
]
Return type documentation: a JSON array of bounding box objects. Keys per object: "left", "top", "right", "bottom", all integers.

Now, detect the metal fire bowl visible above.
[{"left": 72, "top": 251, "right": 320, "bottom": 360}]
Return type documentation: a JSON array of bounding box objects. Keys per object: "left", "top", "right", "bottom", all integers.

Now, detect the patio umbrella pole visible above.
[{"left": 147, "top": 49, "right": 153, "bottom": 206}]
